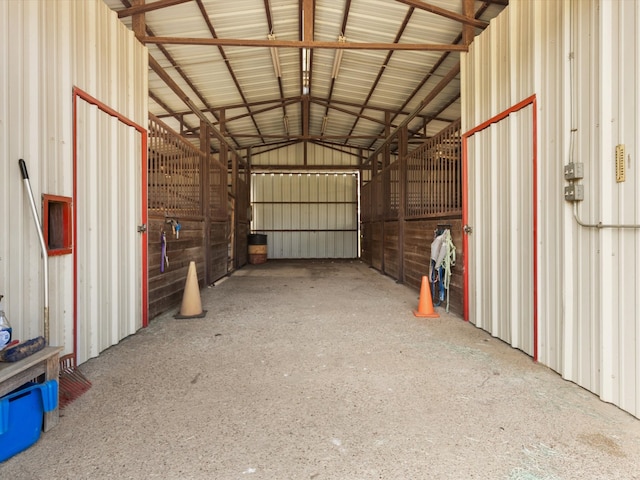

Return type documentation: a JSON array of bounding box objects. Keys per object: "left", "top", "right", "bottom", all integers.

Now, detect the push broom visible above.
[{"left": 18, "top": 159, "right": 91, "bottom": 408}]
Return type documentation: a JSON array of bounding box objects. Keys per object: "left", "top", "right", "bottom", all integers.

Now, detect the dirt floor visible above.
[{"left": 2, "top": 259, "right": 640, "bottom": 479}]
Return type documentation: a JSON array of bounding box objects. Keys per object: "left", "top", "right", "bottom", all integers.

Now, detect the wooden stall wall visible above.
[
  {"left": 404, "top": 219, "right": 464, "bottom": 316},
  {"left": 148, "top": 217, "right": 205, "bottom": 320},
  {"left": 360, "top": 222, "right": 373, "bottom": 265},
  {"left": 383, "top": 221, "right": 400, "bottom": 280},
  {"left": 361, "top": 121, "right": 463, "bottom": 314},
  {"left": 209, "top": 222, "right": 228, "bottom": 282},
  {"left": 236, "top": 170, "right": 250, "bottom": 268},
  {"left": 147, "top": 114, "right": 234, "bottom": 320},
  {"left": 370, "top": 222, "right": 384, "bottom": 271}
]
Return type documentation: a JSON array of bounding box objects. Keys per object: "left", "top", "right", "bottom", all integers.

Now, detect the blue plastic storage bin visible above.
[{"left": 0, "top": 379, "right": 58, "bottom": 462}]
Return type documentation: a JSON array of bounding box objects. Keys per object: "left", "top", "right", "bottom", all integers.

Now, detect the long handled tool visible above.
[
  {"left": 18, "top": 159, "right": 49, "bottom": 344},
  {"left": 19, "top": 159, "right": 91, "bottom": 408}
]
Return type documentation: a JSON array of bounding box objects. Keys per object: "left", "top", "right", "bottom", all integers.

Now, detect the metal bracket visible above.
[
  {"left": 137, "top": 224, "right": 147, "bottom": 233},
  {"left": 463, "top": 224, "right": 472, "bottom": 235}
]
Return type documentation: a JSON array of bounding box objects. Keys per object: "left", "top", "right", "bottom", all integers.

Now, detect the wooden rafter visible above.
[
  {"left": 264, "top": 0, "right": 288, "bottom": 120},
  {"left": 310, "top": 98, "right": 390, "bottom": 128},
  {"left": 148, "top": 55, "right": 241, "bottom": 157},
  {"left": 365, "top": 0, "right": 496, "bottom": 151},
  {"left": 365, "top": 62, "right": 461, "bottom": 165},
  {"left": 194, "top": 0, "right": 266, "bottom": 143},
  {"left": 117, "top": 0, "right": 190, "bottom": 18},
  {"left": 105, "top": 0, "right": 509, "bottom": 153},
  {"left": 120, "top": 0, "right": 243, "bottom": 149},
  {"left": 394, "top": 0, "right": 488, "bottom": 28},
  {"left": 344, "top": 6, "right": 415, "bottom": 143}
]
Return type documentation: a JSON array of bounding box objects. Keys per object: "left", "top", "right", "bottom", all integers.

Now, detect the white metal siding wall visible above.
[
  {"left": 595, "top": 0, "right": 640, "bottom": 415},
  {"left": 1, "top": 0, "right": 147, "bottom": 364},
  {"left": 251, "top": 172, "right": 358, "bottom": 259},
  {"left": 462, "top": 0, "right": 640, "bottom": 417}
]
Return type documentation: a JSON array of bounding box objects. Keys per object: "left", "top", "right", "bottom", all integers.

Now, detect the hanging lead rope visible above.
[
  {"left": 160, "top": 231, "right": 167, "bottom": 273},
  {"left": 441, "top": 229, "right": 456, "bottom": 312}
]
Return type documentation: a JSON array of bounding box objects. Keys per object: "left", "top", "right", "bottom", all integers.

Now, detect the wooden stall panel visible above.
[
  {"left": 383, "top": 221, "right": 400, "bottom": 279},
  {"left": 371, "top": 221, "right": 384, "bottom": 271},
  {"left": 209, "top": 221, "right": 228, "bottom": 282},
  {"left": 147, "top": 217, "right": 206, "bottom": 320},
  {"left": 404, "top": 219, "right": 463, "bottom": 316}
]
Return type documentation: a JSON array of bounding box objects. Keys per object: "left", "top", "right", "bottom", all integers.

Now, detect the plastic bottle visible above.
[{"left": 0, "top": 309, "right": 11, "bottom": 350}]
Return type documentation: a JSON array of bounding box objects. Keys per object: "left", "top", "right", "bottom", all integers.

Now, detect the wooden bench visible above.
[{"left": 0, "top": 346, "right": 64, "bottom": 432}]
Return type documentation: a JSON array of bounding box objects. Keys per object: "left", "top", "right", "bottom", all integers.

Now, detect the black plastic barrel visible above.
[{"left": 248, "top": 234, "right": 267, "bottom": 264}]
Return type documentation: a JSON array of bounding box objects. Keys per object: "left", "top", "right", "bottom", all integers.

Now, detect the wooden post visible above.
[
  {"left": 398, "top": 125, "right": 408, "bottom": 283},
  {"left": 381, "top": 111, "right": 391, "bottom": 274},
  {"left": 131, "top": 0, "right": 145, "bottom": 41},
  {"left": 230, "top": 146, "right": 238, "bottom": 269},
  {"left": 200, "top": 121, "right": 211, "bottom": 284},
  {"left": 462, "top": 0, "right": 475, "bottom": 46}
]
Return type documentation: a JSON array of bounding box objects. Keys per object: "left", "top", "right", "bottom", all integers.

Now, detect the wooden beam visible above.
[
  {"left": 398, "top": 124, "right": 408, "bottom": 283},
  {"left": 200, "top": 121, "right": 211, "bottom": 284},
  {"left": 226, "top": 134, "right": 385, "bottom": 140},
  {"left": 302, "top": 0, "right": 314, "bottom": 41},
  {"left": 302, "top": 95, "right": 310, "bottom": 138},
  {"left": 141, "top": 36, "right": 468, "bottom": 51},
  {"left": 394, "top": 0, "right": 488, "bottom": 29},
  {"left": 310, "top": 98, "right": 390, "bottom": 127},
  {"left": 462, "top": 0, "right": 475, "bottom": 46},
  {"left": 131, "top": 0, "right": 146, "bottom": 40},
  {"left": 118, "top": 0, "right": 190, "bottom": 18},
  {"left": 155, "top": 96, "right": 301, "bottom": 119},
  {"left": 218, "top": 99, "right": 300, "bottom": 125},
  {"left": 251, "top": 165, "right": 359, "bottom": 172}
]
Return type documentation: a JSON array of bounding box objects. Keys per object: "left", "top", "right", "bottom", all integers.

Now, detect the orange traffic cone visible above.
[
  {"left": 413, "top": 275, "right": 439, "bottom": 318},
  {"left": 174, "top": 261, "right": 207, "bottom": 319}
]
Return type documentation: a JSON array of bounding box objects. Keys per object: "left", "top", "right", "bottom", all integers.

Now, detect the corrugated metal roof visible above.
[{"left": 102, "top": 0, "right": 508, "bottom": 160}]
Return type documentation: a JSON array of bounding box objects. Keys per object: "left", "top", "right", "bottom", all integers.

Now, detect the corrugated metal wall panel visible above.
[
  {"left": 595, "top": 0, "right": 640, "bottom": 415},
  {"left": 251, "top": 172, "right": 358, "bottom": 259},
  {"left": 2, "top": 0, "right": 147, "bottom": 364},
  {"left": 463, "top": 0, "right": 640, "bottom": 418}
]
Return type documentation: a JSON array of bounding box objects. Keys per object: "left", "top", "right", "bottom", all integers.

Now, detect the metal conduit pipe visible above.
[{"left": 573, "top": 203, "right": 640, "bottom": 230}]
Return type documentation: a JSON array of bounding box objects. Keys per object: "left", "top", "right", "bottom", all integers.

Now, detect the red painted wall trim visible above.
[
  {"left": 72, "top": 87, "right": 149, "bottom": 363},
  {"left": 461, "top": 94, "right": 538, "bottom": 361}
]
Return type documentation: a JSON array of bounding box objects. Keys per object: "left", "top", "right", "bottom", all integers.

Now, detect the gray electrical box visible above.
[
  {"left": 564, "top": 163, "right": 584, "bottom": 180},
  {"left": 564, "top": 184, "right": 584, "bottom": 201}
]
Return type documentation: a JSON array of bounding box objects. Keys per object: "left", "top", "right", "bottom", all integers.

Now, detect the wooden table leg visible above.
[{"left": 43, "top": 352, "right": 60, "bottom": 432}]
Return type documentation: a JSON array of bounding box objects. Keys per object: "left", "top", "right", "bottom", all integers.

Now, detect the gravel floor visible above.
[{"left": 2, "top": 259, "right": 640, "bottom": 479}]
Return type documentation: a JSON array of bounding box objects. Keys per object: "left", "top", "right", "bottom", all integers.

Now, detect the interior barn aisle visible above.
[{"left": 2, "top": 260, "right": 640, "bottom": 479}]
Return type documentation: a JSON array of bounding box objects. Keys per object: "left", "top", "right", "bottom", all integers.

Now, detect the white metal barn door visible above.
[
  {"left": 463, "top": 96, "right": 537, "bottom": 358},
  {"left": 251, "top": 172, "right": 358, "bottom": 259},
  {"left": 74, "top": 91, "right": 147, "bottom": 364}
]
